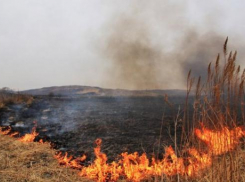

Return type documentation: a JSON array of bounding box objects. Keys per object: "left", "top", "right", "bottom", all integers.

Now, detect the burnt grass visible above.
[{"left": 0, "top": 96, "right": 187, "bottom": 162}]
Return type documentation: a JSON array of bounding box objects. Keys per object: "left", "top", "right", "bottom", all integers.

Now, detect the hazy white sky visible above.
[{"left": 0, "top": 0, "right": 245, "bottom": 90}]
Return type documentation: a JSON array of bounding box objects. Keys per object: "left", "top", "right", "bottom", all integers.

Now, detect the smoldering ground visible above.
[{"left": 98, "top": 1, "right": 245, "bottom": 90}]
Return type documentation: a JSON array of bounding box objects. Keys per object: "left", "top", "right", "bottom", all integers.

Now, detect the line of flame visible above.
[
  {"left": 1, "top": 124, "right": 245, "bottom": 182},
  {"left": 77, "top": 126, "right": 245, "bottom": 182}
]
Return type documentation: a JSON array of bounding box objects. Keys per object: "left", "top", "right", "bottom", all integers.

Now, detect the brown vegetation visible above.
[
  {"left": 0, "top": 88, "right": 33, "bottom": 109},
  {"left": 176, "top": 37, "right": 245, "bottom": 182},
  {"left": 0, "top": 39, "right": 245, "bottom": 181},
  {"left": 0, "top": 133, "right": 91, "bottom": 182}
]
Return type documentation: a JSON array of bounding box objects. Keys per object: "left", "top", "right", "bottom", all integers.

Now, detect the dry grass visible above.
[
  {"left": 199, "top": 149, "right": 245, "bottom": 182},
  {"left": 150, "top": 149, "right": 245, "bottom": 182},
  {"left": 0, "top": 90, "right": 33, "bottom": 109},
  {"left": 0, "top": 39, "right": 245, "bottom": 182},
  {"left": 175, "top": 37, "right": 245, "bottom": 182},
  {"left": 0, "top": 134, "right": 91, "bottom": 182},
  {"left": 175, "top": 148, "right": 245, "bottom": 182}
]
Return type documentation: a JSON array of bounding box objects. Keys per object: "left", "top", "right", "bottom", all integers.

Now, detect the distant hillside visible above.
[{"left": 21, "top": 85, "right": 188, "bottom": 97}]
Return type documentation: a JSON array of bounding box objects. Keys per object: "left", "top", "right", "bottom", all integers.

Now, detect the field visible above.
[
  {"left": 0, "top": 96, "right": 185, "bottom": 161},
  {"left": 1, "top": 40, "right": 245, "bottom": 181}
]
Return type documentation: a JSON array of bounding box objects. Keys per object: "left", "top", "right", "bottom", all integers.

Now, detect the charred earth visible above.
[{"left": 0, "top": 95, "right": 186, "bottom": 162}]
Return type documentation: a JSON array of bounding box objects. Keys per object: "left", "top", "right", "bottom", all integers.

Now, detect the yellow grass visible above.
[
  {"left": 0, "top": 134, "right": 91, "bottom": 182},
  {"left": 0, "top": 92, "right": 33, "bottom": 109}
]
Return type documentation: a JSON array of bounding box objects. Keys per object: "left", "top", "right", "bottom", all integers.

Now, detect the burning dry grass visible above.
[
  {"left": 198, "top": 149, "right": 245, "bottom": 182},
  {"left": 0, "top": 134, "right": 91, "bottom": 182},
  {"left": 0, "top": 128, "right": 245, "bottom": 182},
  {"left": 1, "top": 127, "right": 244, "bottom": 182},
  {"left": 1, "top": 39, "right": 245, "bottom": 181},
  {"left": 76, "top": 128, "right": 245, "bottom": 182}
]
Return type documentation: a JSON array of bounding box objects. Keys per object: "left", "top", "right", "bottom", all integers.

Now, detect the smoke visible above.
[
  {"left": 104, "top": 18, "right": 163, "bottom": 90},
  {"left": 98, "top": 1, "right": 244, "bottom": 90},
  {"left": 102, "top": 20, "right": 224, "bottom": 90},
  {"left": 176, "top": 32, "right": 224, "bottom": 83}
]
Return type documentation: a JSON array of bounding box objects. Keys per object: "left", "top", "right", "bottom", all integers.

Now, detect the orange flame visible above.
[
  {"left": 77, "top": 125, "right": 245, "bottom": 182},
  {"left": 18, "top": 127, "right": 39, "bottom": 142},
  {"left": 0, "top": 127, "right": 12, "bottom": 135},
  {"left": 195, "top": 125, "right": 245, "bottom": 155},
  {"left": 79, "top": 140, "right": 212, "bottom": 181},
  {"left": 0, "top": 127, "right": 19, "bottom": 136},
  {"left": 80, "top": 138, "right": 122, "bottom": 182},
  {"left": 1, "top": 122, "right": 245, "bottom": 181},
  {"left": 186, "top": 148, "right": 212, "bottom": 176},
  {"left": 55, "top": 152, "right": 86, "bottom": 169},
  {"left": 0, "top": 122, "right": 40, "bottom": 143}
]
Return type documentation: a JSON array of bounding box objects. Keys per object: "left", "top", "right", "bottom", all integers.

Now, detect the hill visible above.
[{"left": 21, "top": 85, "right": 187, "bottom": 97}]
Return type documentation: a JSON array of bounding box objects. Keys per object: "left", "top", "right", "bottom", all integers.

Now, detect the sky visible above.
[{"left": 1, "top": 0, "right": 245, "bottom": 90}]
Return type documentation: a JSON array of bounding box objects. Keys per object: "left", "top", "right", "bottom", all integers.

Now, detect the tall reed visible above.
[{"left": 178, "top": 37, "right": 245, "bottom": 182}]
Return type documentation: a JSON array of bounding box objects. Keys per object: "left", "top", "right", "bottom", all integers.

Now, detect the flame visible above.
[
  {"left": 186, "top": 148, "right": 212, "bottom": 176},
  {"left": 80, "top": 139, "right": 122, "bottom": 182},
  {"left": 39, "top": 139, "right": 44, "bottom": 144},
  {"left": 78, "top": 125, "right": 245, "bottom": 182},
  {"left": 0, "top": 127, "right": 12, "bottom": 135},
  {"left": 195, "top": 125, "right": 245, "bottom": 155},
  {"left": 0, "top": 122, "right": 39, "bottom": 143},
  {"left": 9, "top": 131, "right": 19, "bottom": 137},
  {"left": 79, "top": 140, "right": 212, "bottom": 181},
  {"left": 55, "top": 152, "right": 86, "bottom": 169},
  {"left": 18, "top": 127, "right": 38, "bottom": 142},
  {"left": 0, "top": 127, "right": 19, "bottom": 136},
  {"left": 1, "top": 122, "right": 245, "bottom": 181}
]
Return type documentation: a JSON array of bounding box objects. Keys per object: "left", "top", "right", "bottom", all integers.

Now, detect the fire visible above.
[
  {"left": 80, "top": 139, "right": 122, "bottom": 182},
  {"left": 78, "top": 125, "right": 245, "bottom": 182},
  {"left": 1, "top": 122, "right": 245, "bottom": 181},
  {"left": 0, "top": 124, "right": 39, "bottom": 143},
  {"left": 0, "top": 126, "right": 19, "bottom": 136},
  {"left": 18, "top": 127, "right": 38, "bottom": 142},
  {"left": 55, "top": 152, "right": 86, "bottom": 169},
  {"left": 186, "top": 148, "right": 212, "bottom": 176},
  {"left": 0, "top": 126, "right": 12, "bottom": 135},
  {"left": 195, "top": 124, "right": 245, "bottom": 155},
  {"left": 79, "top": 139, "right": 212, "bottom": 181}
]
